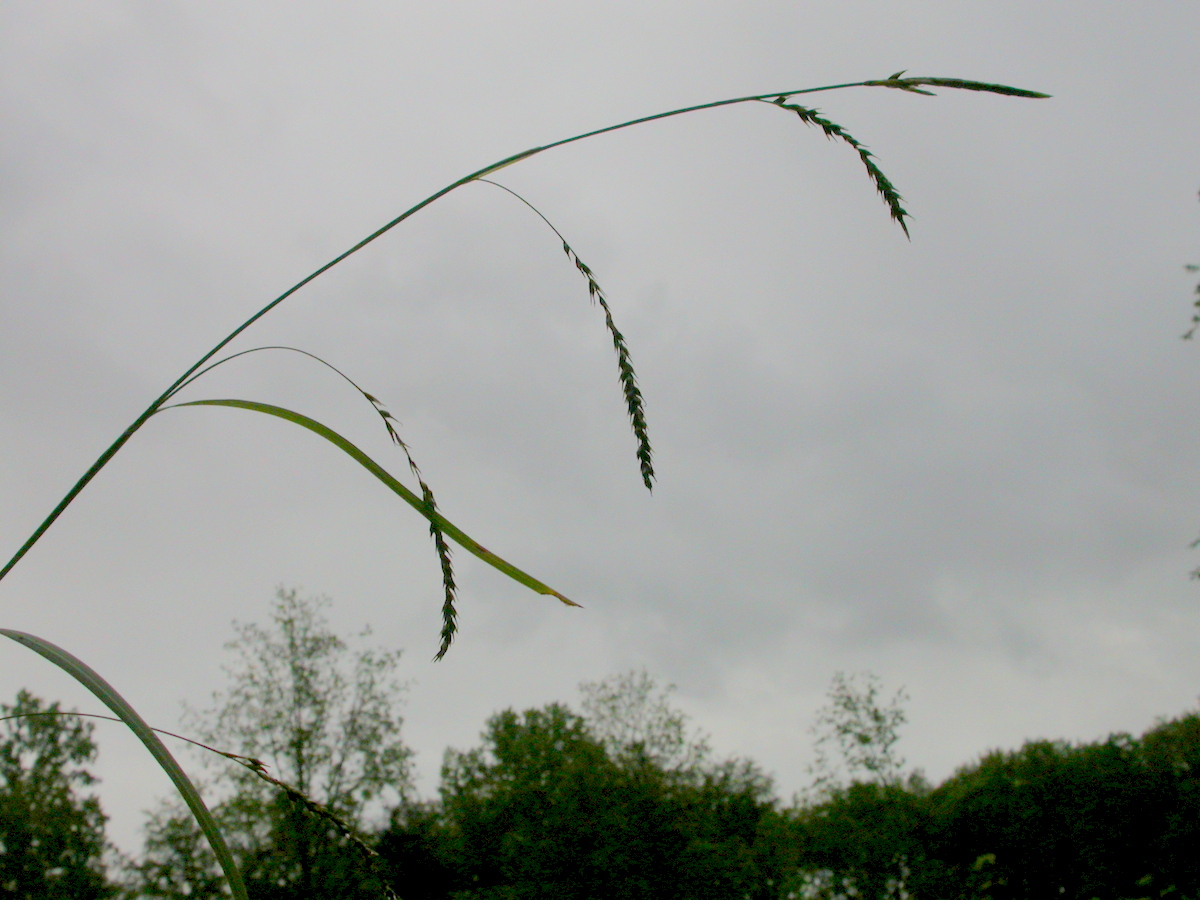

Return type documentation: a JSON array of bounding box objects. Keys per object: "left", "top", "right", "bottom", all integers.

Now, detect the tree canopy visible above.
[
  {"left": 12, "top": 617, "right": 1195, "bottom": 899},
  {"left": 381, "top": 690, "right": 780, "bottom": 900},
  {"left": 0, "top": 689, "right": 113, "bottom": 900},
  {"left": 127, "top": 588, "right": 410, "bottom": 899}
]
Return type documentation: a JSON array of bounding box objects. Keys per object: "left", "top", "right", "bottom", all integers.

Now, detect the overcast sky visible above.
[{"left": 3, "top": 1, "right": 1199, "bottom": 855}]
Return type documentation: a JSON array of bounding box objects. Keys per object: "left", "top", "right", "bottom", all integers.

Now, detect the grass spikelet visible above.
[
  {"left": 768, "top": 97, "right": 910, "bottom": 237},
  {"left": 565, "top": 243, "right": 654, "bottom": 489},
  {"left": 330, "top": 388, "right": 458, "bottom": 661},
  {"left": 196, "top": 738, "right": 408, "bottom": 898},
  {"left": 864, "top": 72, "right": 1052, "bottom": 99},
  {"left": 383, "top": 430, "right": 457, "bottom": 661},
  {"left": 428, "top": 480, "right": 458, "bottom": 661},
  {"left": 477, "top": 179, "right": 654, "bottom": 489},
  {"left": 238, "top": 756, "right": 401, "bottom": 899}
]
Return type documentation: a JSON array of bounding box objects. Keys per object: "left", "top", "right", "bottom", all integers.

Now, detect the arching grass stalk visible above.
[
  {"left": 0, "top": 71, "right": 1047, "bottom": 900},
  {"left": 0, "top": 72, "right": 1048, "bottom": 598}
]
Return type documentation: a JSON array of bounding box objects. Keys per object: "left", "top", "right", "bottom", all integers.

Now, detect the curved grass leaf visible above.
[
  {"left": 159, "top": 398, "right": 578, "bottom": 610},
  {"left": 0, "top": 629, "right": 248, "bottom": 900},
  {"left": 3, "top": 707, "right": 402, "bottom": 899},
  {"left": 163, "top": 346, "right": 460, "bottom": 659}
]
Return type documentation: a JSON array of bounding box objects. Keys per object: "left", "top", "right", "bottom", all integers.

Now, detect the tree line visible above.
[{"left": 2, "top": 590, "right": 1197, "bottom": 899}]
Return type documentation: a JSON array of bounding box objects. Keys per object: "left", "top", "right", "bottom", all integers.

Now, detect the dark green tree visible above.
[
  {"left": 380, "top": 674, "right": 785, "bottom": 900},
  {"left": 782, "top": 671, "right": 920, "bottom": 898},
  {"left": 128, "top": 588, "right": 411, "bottom": 899},
  {"left": 0, "top": 689, "right": 114, "bottom": 899},
  {"left": 375, "top": 800, "right": 455, "bottom": 900},
  {"left": 784, "top": 679, "right": 1200, "bottom": 898},
  {"left": 908, "top": 712, "right": 1200, "bottom": 899},
  {"left": 921, "top": 737, "right": 1152, "bottom": 898},
  {"left": 785, "top": 780, "right": 929, "bottom": 900},
  {"left": 1140, "top": 710, "right": 1200, "bottom": 894}
]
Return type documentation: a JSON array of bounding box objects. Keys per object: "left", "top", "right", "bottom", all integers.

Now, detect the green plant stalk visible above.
[
  {"left": 0, "top": 629, "right": 249, "bottom": 900},
  {"left": 0, "top": 74, "right": 1047, "bottom": 585}
]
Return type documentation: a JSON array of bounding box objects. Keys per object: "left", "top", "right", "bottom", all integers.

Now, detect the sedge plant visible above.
[{"left": 0, "top": 72, "right": 1047, "bottom": 899}]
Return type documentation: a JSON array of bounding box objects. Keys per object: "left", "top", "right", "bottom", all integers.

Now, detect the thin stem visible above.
[
  {"left": 476, "top": 179, "right": 571, "bottom": 245},
  {"left": 1, "top": 710, "right": 246, "bottom": 762},
  {"left": 173, "top": 345, "right": 386, "bottom": 410},
  {"left": 0, "top": 77, "right": 926, "bottom": 583}
]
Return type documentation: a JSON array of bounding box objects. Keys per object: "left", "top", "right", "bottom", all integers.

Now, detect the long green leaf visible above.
[
  {"left": 161, "top": 398, "right": 579, "bottom": 607},
  {"left": 0, "top": 629, "right": 248, "bottom": 900}
]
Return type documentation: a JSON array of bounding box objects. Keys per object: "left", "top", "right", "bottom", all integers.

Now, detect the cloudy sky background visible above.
[{"left": 3, "top": 2, "right": 1199, "bottom": 853}]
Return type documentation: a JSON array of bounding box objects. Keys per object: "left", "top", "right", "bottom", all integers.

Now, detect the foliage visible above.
[
  {"left": 108, "top": 650, "right": 1200, "bottom": 900},
  {"left": 808, "top": 672, "right": 910, "bottom": 796},
  {"left": 578, "top": 668, "right": 710, "bottom": 771},
  {"left": 786, "top": 781, "right": 927, "bottom": 900},
  {"left": 0, "top": 690, "right": 114, "bottom": 900},
  {"left": 786, "top": 673, "right": 919, "bottom": 899},
  {"left": 380, "top": 674, "right": 784, "bottom": 900},
  {"left": 1139, "top": 711, "right": 1200, "bottom": 886},
  {"left": 126, "top": 803, "right": 228, "bottom": 900},
  {"left": 374, "top": 801, "right": 455, "bottom": 900},
  {"left": 785, "top": 703, "right": 1200, "bottom": 900},
  {"left": 922, "top": 738, "right": 1149, "bottom": 897},
  {"left": 191, "top": 588, "right": 411, "bottom": 817},
  {"left": 126, "top": 589, "right": 410, "bottom": 899}
]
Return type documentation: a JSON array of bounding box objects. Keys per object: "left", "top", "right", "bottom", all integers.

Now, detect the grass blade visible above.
[
  {"left": 159, "top": 398, "right": 578, "bottom": 610},
  {"left": 0, "top": 629, "right": 248, "bottom": 900},
  {"left": 2, "top": 706, "right": 403, "bottom": 898}
]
